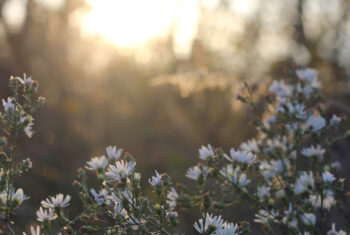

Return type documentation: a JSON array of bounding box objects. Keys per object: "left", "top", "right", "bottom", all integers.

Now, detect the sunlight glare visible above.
[{"left": 81, "top": 0, "right": 198, "bottom": 53}]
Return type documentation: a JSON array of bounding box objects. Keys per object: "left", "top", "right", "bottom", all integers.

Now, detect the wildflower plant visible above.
[
  {"left": 1, "top": 69, "right": 349, "bottom": 234},
  {"left": 0, "top": 74, "right": 44, "bottom": 233}
]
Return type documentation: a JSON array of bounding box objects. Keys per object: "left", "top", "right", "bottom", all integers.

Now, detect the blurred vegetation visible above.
[{"left": 0, "top": 0, "right": 349, "bottom": 232}]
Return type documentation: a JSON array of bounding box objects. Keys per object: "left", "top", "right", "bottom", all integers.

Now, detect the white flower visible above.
[
  {"left": 328, "top": 223, "right": 347, "bottom": 235},
  {"left": 167, "top": 187, "right": 178, "bottom": 209},
  {"left": 23, "top": 225, "right": 41, "bottom": 235},
  {"left": 254, "top": 210, "right": 278, "bottom": 224},
  {"left": 105, "top": 160, "right": 136, "bottom": 182},
  {"left": 41, "top": 194, "right": 71, "bottom": 208},
  {"left": 226, "top": 148, "right": 256, "bottom": 165},
  {"left": 149, "top": 170, "right": 162, "bottom": 186},
  {"left": 296, "top": 68, "right": 321, "bottom": 89},
  {"left": 286, "top": 103, "right": 307, "bottom": 119},
  {"left": 269, "top": 80, "right": 293, "bottom": 97},
  {"left": 307, "top": 115, "right": 326, "bottom": 132},
  {"left": 282, "top": 203, "right": 298, "bottom": 229},
  {"left": 257, "top": 186, "right": 270, "bottom": 199},
  {"left": 106, "top": 146, "right": 123, "bottom": 160},
  {"left": 301, "top": 213, "right": 316, "bottom": 226},
  {"left": 0, "top": 188, "right": 30, "bottom": 205},
  {"left": 240, "top": 139, "right": 259, "bottom": 153},
  {"left": 322, "top": 172, "right": 335, "bottom": 184},
  {"left": 186, "top": 166, "right": 201, "bottom": 180},
  {"left": 2, "top": 97, "right": 14, "bottom": 113},
  {"left": 198, "top": 144, "right": 215, "bottom": 160},
  {"left": 194, "top": 213, "right": 224, "bottom": 234},
  {"left": 309, "top": 190, "right": 335, "bottom": 210},
  {"left": 24, "top": 119, "right": 34, "bottom": 138},
  {"left": 36, "top": 207, "right": 56, "bottom": 222},
  {"left": 90, "top": 188, "right": 110, "bottom": 205},
  {"left": 220, "top": 165, "right": 250, "bottom": 186},
  {"left": 301, "top": 145, "right": 325, "bottom": 159},
  {"left": 213, "top": 222, "right": 239, "bottom": 235},
  {"left": 22, "top": 74, "right": 33, "bottom": 86},
  {"left": 294, "top": 172, "right": 314, "bottom": 195},
  {"left": 85, "top": 156, "right": 108, "bottom": 171},
  {"left": 330, "top": 114, "right": 341, "bottom": 126}
]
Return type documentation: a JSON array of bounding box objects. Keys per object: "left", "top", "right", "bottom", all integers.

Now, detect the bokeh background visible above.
[{"left": 0, "top": 0, "right": 349, "bottom": 233}]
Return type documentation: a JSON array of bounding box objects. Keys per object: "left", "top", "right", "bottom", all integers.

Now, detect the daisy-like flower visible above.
[
  {"left": 24, "top": 120, "right": 34, "bottom": 138},
  {"left": 309, "top": 190, "right": 335, "bottom": 210},
  {"left": 1, "top": 188, "right": 30, "bottom": 206},
  {"left": 268, "top": 80, "right": 293, "bottom": 97},
  {"left": 2, "top": 97, "right": 14, "bottom": 113},
  {"left": 186, "top": 166, "right": 202, "bottom": 180},
  {"left": 105, "top": 160, "right": 136, "bottom": 182},
  {"left": 294, "top": 172, "right": 314, "bottom": 195},
  {"left": 240, "top": 139, "right": 259, "bottom": 153},
  {"left": 226, "top": 148, "right": 256, "bottom": 165},
  {"left": 301, "top": 145, "right": 325, "bottom": 159},
  {"left": 106, "top": 146, "right": 123, "bottom": 160},
  {"left": 198, "top": 144, "right": 215, "bottom": 160},
  {"left": 85, "top": 156, "right": 108, "bottom": 171},
  {"left": 330, "top": 114, "right": 341, "bottom": 126},
  {"left": 23, "top": 225, "right": 41, "bottom": 235},
  {"left": 41, "top": 194, "right": 71, "bottom": 208},
  {"left": 322, "top": 171, "right": 336, "bottom": 184},
  {"left": 327, "top": 223, "right": 347, "bottom": 235},
  {"left": 149, "top": 170, "right": 162, "bottom": 186},
  {"left": 301, "top": 213, "right": 316, "bottom": 226},
  {"left": 167, "top": 187, "right": 178, "bottom": 209},
  {"left": 307, "top": 115, "right": 326, "bottom": 132},
  {"left": 213, "top": 222, "right": 239, "bottom": 235},
  {"left": 286, "top": 103, "right": 307, "bottom": 119},
  {"left": 194, "top": 213, "right": 225, "bottom": 234},
  {"left": 254, "top": 210, "right": 279, "bottom": 225},
  {"left": 220, "top": 165, "right": 251, "bottom": 186},
  {"left": 22, "top": 74, "right": 33, "bottom": 86},
  {"left": 296, "top": 68, "right": 321, "bottom": 89},
  {"left": 90, "top": 188, "right": 110, "bottom": 205},
  {"left": 36, "top": 207, "right": 56, "bottom": 222}
]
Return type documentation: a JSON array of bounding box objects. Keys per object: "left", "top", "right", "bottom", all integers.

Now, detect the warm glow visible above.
[{"left": 81, "top": 0, "right": 198, "bottom": 55}]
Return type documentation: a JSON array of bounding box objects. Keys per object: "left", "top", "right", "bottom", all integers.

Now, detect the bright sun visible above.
[{"left": 81, "top": 0, "right": 198, "bottom": 50}]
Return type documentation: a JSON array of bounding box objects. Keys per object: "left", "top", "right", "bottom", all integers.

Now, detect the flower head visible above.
[
  {"left": 226, "top": 148, "right": 256, "bottom": 165},
  {"left": 322, "top": 172, "right": 335, "bottom": 184},
  {"left": 90, "top": 188, "right": 110, "bottom": 205},
  {"left": 294, "top": 172, "right": 314, "bottom": 195},
  {"left": 36, "top": 207, "right": 56, "bottom": 222},
  {"left": 106, "top": 146, "right": 123, "bottom": 160},
  {"left": 307, "top": 115, "right": 326, "bottom": 132},
  {"left": 41, "top": 194, "right": 71, "bottom": 208},
  {"left": 199, "top": 144, "right": 215, "bottom": 160},
  {"left": 85, "top": 156, "right": 108, "bottom": 171},
  {"left": 149, "top": 170, "right": 162, "bottom": 186},
  {"left": 301, "top": 145, "right": 325, "bottom": 159},
  {"left": 186, "top": 166, "right": 202, "bottom": 180},
  {"left": 105, "top": 160, "right": 136, "bottom": 182},
  {"left": 24, "top": 120, "right": 34, "bottom": 138},
  {"left": 2, "top": 97, "right": 14, "bottom": 113},
  {"left": 194, "top": 213, "right": 224, "bottom": 234}
]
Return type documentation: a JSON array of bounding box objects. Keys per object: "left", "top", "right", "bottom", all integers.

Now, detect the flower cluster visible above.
[{"left": 1, "top": 70, "right": 348, "bottom": 235}]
